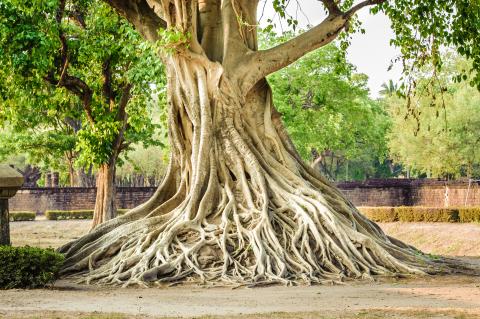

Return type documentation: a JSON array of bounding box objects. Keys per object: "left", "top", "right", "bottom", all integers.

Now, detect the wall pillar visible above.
[{"left": 0, "top": 165, "right": 24, "bottom": 246}]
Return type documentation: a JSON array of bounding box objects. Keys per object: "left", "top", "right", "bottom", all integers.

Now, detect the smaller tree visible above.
[
  {"left": 265, "top": 34, "right": 390, "bottom": 180},
  {"left": 387, "top": 54, "right": 480, "bottom": 178},
  {"left": 0, "top": 0, "right": 165, "bottom": 227}
]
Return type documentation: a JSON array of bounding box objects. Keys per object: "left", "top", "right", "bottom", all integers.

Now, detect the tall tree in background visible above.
[
  {"left": 387, "top": 54, "right": 480, "bottom": 179},
  {"left": 265, "top": 34, "right": 390, "bottom": 181},
  {"left": 1, "top": 0, "right": 475, "bottom": 285},
  {"left": 0, "top": 0, "right": 164, "bottom": 226}
]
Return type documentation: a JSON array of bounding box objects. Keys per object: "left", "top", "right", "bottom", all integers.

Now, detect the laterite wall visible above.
[
  {"left": 9, "top": 179, "right": 480, "bottom": 214},
  {"left": 9, "top": 187, "right": 156, "bottom": 214}
]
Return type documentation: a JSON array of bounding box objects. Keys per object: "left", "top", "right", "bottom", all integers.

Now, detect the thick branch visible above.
[
  {"left": 44, "top": 73, "right": 95, "bottom": 125},
  {"left": 239, "top": 0, "right": 385, "bottom": 92},
  {"left": 111, "top": 83, "right": 133, "bottom": 161},
  {"left": 102, "top": 57, "right": 116, "bottom": 110},
  {"left": 104, "top": 0, "right": 166, "bottom": 42},
  {"left": 240, "top": 14, "right": 347, "bottom": 92}
]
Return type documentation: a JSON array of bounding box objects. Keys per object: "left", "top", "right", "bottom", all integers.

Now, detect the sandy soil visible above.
[{"left": 3, "top": 220, "right": 480, "bottom": 318}]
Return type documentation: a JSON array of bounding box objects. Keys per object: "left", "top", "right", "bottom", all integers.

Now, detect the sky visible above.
[{"left": 259, "top": 1, "right": 402, "bottom": 98}]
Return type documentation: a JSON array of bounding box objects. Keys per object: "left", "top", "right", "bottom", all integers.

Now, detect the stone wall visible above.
[
  {"left": 10, "top": 187, "right": 156, "bottom": 214},
  {"left": 337, "top": 179, "right": 480, "bottom": 207},
  {"left": 9, "top": 179, "right": 480, "bottom": 214}
]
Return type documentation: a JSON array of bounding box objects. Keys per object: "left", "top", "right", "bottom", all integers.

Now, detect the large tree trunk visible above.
[
  {"left": 59, "top": 0, "right": 468, "bottom": 286},
  {"left": 92, "top": 162, "right": 117, "bottom": 228}
]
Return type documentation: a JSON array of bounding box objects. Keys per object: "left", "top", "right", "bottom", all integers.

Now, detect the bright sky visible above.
[{"left": 259, "top": 1, "right": 402, "bottom": 98}]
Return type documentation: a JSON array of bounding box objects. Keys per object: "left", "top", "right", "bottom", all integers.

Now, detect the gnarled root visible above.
[{"left": 59, "top": 61, "right": 473, "bottom": 287}]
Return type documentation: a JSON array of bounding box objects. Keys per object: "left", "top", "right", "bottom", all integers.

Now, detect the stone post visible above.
[
  {"left": 51, "top": 172, "right": 59, "bottom": 187},
  {"left": 0, "top": 165, "right": 24, "bottom": 246}
]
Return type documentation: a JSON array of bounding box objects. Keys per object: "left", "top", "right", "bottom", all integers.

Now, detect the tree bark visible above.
[
  {"left": 58, "top": 0, "right": 469, "bottom": 286},
  {"left": 92, "top": 162, "right": 117, "bottom": 228}
]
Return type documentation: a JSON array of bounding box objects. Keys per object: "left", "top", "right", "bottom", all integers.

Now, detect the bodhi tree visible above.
[
  {"left": 0, "top": 0, "right": 164, "bottom": 226},
  {"left": 56, "top": 0, "right": 480, "bottom": 285}
]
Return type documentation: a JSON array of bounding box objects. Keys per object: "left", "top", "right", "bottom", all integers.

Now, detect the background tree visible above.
[
  {"left": 264, "top": 32, "right": 390, "bottom": 181},
  {"left": 387, "top": 54, "right": 480, "bottom": 179},
  {"left": 53, "top": 0, "right": 479, "bottom": 285},
  {"left": 0, "top": 0, "right": 165, "bottom": 226}
]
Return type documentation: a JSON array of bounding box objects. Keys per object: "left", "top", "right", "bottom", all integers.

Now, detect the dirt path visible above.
[{"left": 1, "top": 274, "right": 480, "bottom": 318}]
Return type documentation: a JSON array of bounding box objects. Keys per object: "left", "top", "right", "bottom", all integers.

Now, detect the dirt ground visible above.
[{"left": 2, "top": 220, "right": 480, "bottom": 319}]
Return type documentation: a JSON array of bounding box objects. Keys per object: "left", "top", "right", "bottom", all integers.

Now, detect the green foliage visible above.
[
  {"left": 9, "top": 211, "right": 36, "bottom": 222},
  {"left": 374, "top": 0, "right": 480, "bottom": 91},
  {"left": 157, "top": 27, "right": 191, "bottom": 54},
  {"left": 0, "top": 246, "right": 64, "bottom": 289},
  {"left": 264, "top": 31, "right": 390, "bottom": 180},
  {"left": 268, "top": 1, "right": 480, "bottom": 97},
  {"left": 386, "top": 54, "right": 480, "bottom": 178},
  {"left": 0, "top": 0, "right": 166, "bottom": 176}
]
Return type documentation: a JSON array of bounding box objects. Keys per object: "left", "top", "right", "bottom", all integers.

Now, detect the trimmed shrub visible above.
[
  {"left": 9, "top": 211, "right": 36, "bottom": 222},
  {"left": 0, "top": 246, "right": 64, "bottom": 289},
  {"left": 457, "top": 207, "right": 480, "bottom": 223},
  {"left": 358, "top": 206, "right": 466, "bottom": 223},
  {"left": 358, "top": 207, "right": 397, "bottom": 222},
  {"left": 45, "top": 210, "right": 93, "bottom": 220},
  {"left": 395, "top": 207, "right": 459, "bottom": 222},
  {"left": 45, "top": 209, "right": 130, "bottom": 220}
]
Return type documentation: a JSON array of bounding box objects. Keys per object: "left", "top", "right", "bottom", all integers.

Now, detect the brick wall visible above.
[
  {"left": 8, "top": 179, "right": 480, "bottom": 213},
  {"left": 337, "top": 179, "right": 480, "bottom": 207},
  {"left": 10, "top": 187, "right": 156, "bottom": 214}
]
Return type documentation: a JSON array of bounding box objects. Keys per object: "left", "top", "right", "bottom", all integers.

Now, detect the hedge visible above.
[
  {"left": 358, "top": 206, "right": 480, "bottom": 223},
  {"left": 45, "top": 210, "right": 93, "bottom": 220},
  {"left": 9, "top": 211, "right": 36, "bottom": 222},
  {"left": 0, "top": 246, "right": 64, "bottom": 289},
  {"left": 458, "top": 207, "right": 480, "bottom": 223},
  {"left": 45, "top": 209, "right": 130, "bottom": 220}
]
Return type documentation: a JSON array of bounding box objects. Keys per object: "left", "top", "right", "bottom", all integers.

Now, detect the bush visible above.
[
  {"left": 394, "top": 207, "right": 459, "bottom": 222},
  {"left": 457, "top": 207, "right": 480, "bottom": 223},
  {"left": 45, "top": 209, "right": 130, "bottom": 220},
  {"left": 45, "top": 210, "right": 93, "bottom": 220},
  {"left": 0, "top": 246, "right": 64, "bottom": 289},
  {"left": 9, "top": 211, "right": 36, "bottom": 222},
  {"left": 358, "top": 206, "right": 467, "bottom": 223},
  {"left": 358, "top": 207, "right": 397, "bottom": 222}
]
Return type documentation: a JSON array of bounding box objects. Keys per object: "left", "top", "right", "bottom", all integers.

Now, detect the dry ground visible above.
[{"left": 2, "top": 219, "right": 480, "bottom": 319}]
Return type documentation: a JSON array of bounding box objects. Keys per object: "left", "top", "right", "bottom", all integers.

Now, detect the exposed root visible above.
[{"left": 58, "top": 56, "right": 475, "bottom": 288}]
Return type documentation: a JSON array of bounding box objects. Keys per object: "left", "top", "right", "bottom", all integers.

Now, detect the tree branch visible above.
[
  {"left": 240, "top": 13, "right": 347, "bottom": 92},
  {"left": 320, "top": 0, "right": 342, "bottom": 15},
  {"left": 345, "top": 0, "right": 386, "bottom": 19},
  {"left": 45, "top": 74, "right": 95, "bottom": 126},
  {"left": 239, "top": 0, "right": 385, "bottom": 92},
  {"left": 104, "top": 0, "right": 167, "bottom": 42},
  {"left": 102, "top": 57, "right": 116, "bottom": 111},
  {"left": 111, "top": 83, "right": 133, "bottom": 161}
]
